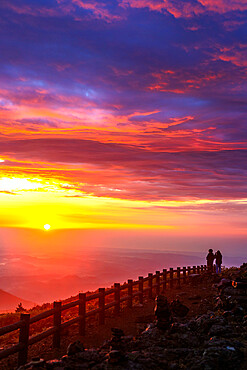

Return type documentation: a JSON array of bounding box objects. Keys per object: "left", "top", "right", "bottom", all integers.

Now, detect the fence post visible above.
[
  {"left": 138, "top": 276, "right": 144, "bottom": 305},
  {"left": 204, "top": 265, "right": 207, "bottom": 271},
  {"left": 183, "top": 266, "right": 186, "bottom": 283},
  {"left": 128, "top": 279, "right": 133, "bottom": 308},
  {"left": 177, "top": 267, "right": 181, "bottom": 288},
  {"left": 170, "top": 268, "right": 174, "bottom": 289},
  {"left": 155, "top": 271, "right": 160, "bottom": 296},
  {"left": 188, "top": 266, "right": 191, "bottom": 276},
  {"left": 79, "top": 293, "right": 86, "bottom": 336},
  {"left": 114, "top": 283, "right": 120, "bottom": 315},
  {"left": 162, "top": 269, "right": 167, "bottom": 292},
  {"left": 148, "top": 273, "right": 153, "bottom": 299},
  {"left": 200, "top": 265, "right": 204, "bottom": 274},
  {"left": 197, "top": 265, "right": 200, "bottom": 274},
  {"left": 18, "top": 313, "right": 30, "bottom": 367},
  {"left": 53, "top": 301, "right": 61, "bottom": 349},
  {"left": 99, "top": 288, "right": 105, "bottom": 325},
  {"left": 193, "top": 266, "right": 196, "bottom": 274}
]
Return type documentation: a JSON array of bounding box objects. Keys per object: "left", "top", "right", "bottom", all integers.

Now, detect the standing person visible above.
[
  {"left": 206, "top": 249, "right": 215, "bottom": 273},
  {"left": 215, "top": 250, "right": 222, "bottom": 274}
]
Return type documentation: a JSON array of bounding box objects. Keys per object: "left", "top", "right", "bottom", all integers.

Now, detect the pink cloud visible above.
[
  {"left": 119, "top": 0, "right": 247, "bottom": 18},
  {"left": 215, "top": 45, "right": 247, "bottom": 67},
  {"left": 199, "top": 0, "right": 247, "bottom": 13},
  {"left": 119, "top": 0, "right": 203, "bottom": 18},
  {"left": 0, "top": 137, "right": 246, "bottom": 202}
]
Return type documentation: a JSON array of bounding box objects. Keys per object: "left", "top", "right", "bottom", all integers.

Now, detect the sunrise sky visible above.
[{"left": 0, "top": 1, "right": 247, "bottom": 242}]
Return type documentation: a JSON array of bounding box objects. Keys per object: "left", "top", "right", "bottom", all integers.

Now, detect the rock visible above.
[
  {"left": 222, "top": 286, "right": 239, "bottom": 296},
  {"left": 170, "top": 299, "right": 189, "bottom": 317},
  {"left": 215, "top": 296, "right": 224, "bottom": 309},
  {"left": 127, "top": 351, "right": 141, "bottom": 361},
  {"left": 217, "top": 278, "right": 232, "bottom": 289},
  {"left": 188, "top": 295, "right": 202, "bottom": 301},
  {"left": 169, "top": 322, "right": 190, "bottom": 334},
  {"left": 202, "top": 345, "right": 243, "bottom": 369},
  {"left": 67, "top": 340, "right": 84, "bottom": 356},
  {"left": 232, "top": 306, "right": 244, "bottom": 317},
  {"left": 18, "top": 358, "right": 46, "bottom": 369},
  {"left": 109, "top": 327, "right": 125, "bottom": 351},
  {"left": 154, "top": 295, "right": 173, "bottom": 330},
  {"left": 222, "top": 311, "right": 232, "bottom": 319},
  {"left": 106, "top": 350, "right": 126, "bottom": 364},
  {"left": 46, "top": 359, "right": 64, "bottom": 369},
  {"left": 208, "top": 324, "right": 229, "bottom": 337},
  {"left": 111, "top": 328, "right": 124, "bottom": 337}
]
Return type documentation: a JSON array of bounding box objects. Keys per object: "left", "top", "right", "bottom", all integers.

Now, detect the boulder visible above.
[
  {"left": 170, "top": 299, "right": 189, "bottom": 317},
  {"left": 154, "top": 295, "right": 173, "bottom": 330},
  {"left": 67, "top": 340, "right": 84, "bottom": 356}
]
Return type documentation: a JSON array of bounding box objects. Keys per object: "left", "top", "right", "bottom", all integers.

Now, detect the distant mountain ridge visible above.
[{"left": 0, "top": 288, "right": 35, "bottom": 312}]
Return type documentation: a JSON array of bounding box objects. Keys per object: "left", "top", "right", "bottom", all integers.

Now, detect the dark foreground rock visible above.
[{"left": 18, "top": 265, "right": 247, "bottom": 370}]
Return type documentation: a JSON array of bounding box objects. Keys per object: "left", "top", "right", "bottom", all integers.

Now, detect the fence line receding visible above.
[{"left": 0, "top": 264, "right": 209, "bottom": 366}]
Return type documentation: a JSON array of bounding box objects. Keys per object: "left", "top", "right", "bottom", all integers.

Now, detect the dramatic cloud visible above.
[{"left": 0, "top": 0, "right": 246, "bottom": 229}]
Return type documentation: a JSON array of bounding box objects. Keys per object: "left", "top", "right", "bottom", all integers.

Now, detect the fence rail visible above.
[{"left": 0, "top": 264, "right": 210, "bottom": 366}]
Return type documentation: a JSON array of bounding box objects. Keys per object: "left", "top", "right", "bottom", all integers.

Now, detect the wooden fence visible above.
[{"left": 0, "top": 264, "right": 209, "bottom": 367}]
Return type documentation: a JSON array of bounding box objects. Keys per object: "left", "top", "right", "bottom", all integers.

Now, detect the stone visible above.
[
  {"left": 46, "top": 359, "right": 64, "bottom": 369},
  {"left": 232, "top": 306, "right": 244, "bottom": 317},
  {"left": 154, "top": 295, "right": 173, "bottom": 330},
  {"left": 170, "top": 299, "right": 189, "bottom": 317},
  {"left": 67, "top": 340, "right": 84, "bottom": 356},
  {"left": 202, "top": 345, "right": 243, "bottom": 370},
  {"left": 111, "top": 327, "right": 124, "bottom": 337},
  {"left": 217, "top": 279, "right": 232, "bottom": 289},
  {"left": 17, "top": 358, "right": 46, "bottom": 370},
  {"left": 107, "top": 350, "right": 126, "bottom": 364},
  {"left": 188, "top": 295, "right": 202, "bottom": 301},
  {"left": 109, "top": 327, "right": 125, "bottom": 351},
  {"left": 222, "top": 311, "right": 232, "bottom": 319}
]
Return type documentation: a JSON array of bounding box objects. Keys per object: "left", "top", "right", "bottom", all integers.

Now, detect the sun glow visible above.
[
  {"left": 0, "top": 177, "right": 43, "bottom": 192},
  {"left": 44, "top": 224, "right": 51, "bottom": 230}
]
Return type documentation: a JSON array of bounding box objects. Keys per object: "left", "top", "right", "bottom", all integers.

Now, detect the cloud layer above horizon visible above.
[{"left": 0, "top": 0, "right": 247, "bottom": 230}]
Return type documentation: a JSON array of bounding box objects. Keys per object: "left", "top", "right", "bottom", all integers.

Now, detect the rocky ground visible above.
[{"left": 14, "top": 265, "right": 247, "bottom": 369}]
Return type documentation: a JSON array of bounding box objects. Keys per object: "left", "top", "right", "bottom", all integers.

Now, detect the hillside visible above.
[
  {"left": 0, "top": 289, "right": 35, "bottom": 312},
  {"left": 1, "top": 265, "right": 247, "bottom": 369},
  {"left": 13, "top": 265, "right": 247, "bottom": 370}
]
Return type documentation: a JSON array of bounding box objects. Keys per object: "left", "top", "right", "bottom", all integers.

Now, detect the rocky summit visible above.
[{"left": 18, "top": 264, "right": 247, "bottom": 370}]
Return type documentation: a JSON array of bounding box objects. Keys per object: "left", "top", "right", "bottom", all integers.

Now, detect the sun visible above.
[{"left": 44, "top": 224, "right": 51, "bottom": 231}]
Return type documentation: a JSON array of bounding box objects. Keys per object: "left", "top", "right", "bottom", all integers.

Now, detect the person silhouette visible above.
[
  {"left": 215, "top": 250, "right": 222, "bottom": 274},
  {"left": 206, "top": 249, "right": 215, "bottom": 273}
]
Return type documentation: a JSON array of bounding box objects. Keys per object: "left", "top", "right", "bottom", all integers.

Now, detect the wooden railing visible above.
[{"left": 0, "top": 264, "right": 208, "bottom": 367}]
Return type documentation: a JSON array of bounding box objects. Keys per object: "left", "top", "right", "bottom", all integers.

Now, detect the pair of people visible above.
[{"left": 206, "top": 249, "right": 222, "bottom": 273}]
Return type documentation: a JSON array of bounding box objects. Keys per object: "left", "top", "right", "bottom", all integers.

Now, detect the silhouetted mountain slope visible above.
[{"left": 0, "top": 288, "right": 35, "bottom": 312}]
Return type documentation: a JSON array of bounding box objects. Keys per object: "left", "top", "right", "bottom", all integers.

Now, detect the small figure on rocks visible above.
[
  {"left": 170, "top": 299, "right": 189, "bottom": 317},
  {"left": 154, "top": 295, "right": 173, "bottom": 330},
  {"left": 215, "top": 250, "right": 222, "bottom": 274},
  {"left": 206, "top": 249, "right": 215, "bottom": 273}
]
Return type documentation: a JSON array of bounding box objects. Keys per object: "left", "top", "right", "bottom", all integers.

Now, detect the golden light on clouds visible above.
[
  {"left": 0, "top": 177, "right": 43, "bottom": 192},
  {"left": 0, "top": 172, "right": 246, "bottom": 237}
]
